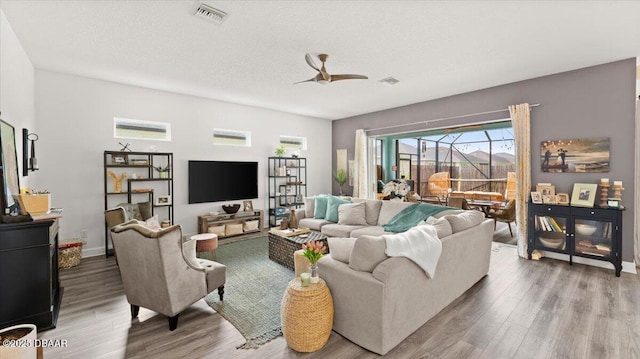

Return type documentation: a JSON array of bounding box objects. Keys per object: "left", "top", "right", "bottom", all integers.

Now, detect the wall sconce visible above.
[{"left": 22, "top": 129, "right": 39, "bottom": 176}]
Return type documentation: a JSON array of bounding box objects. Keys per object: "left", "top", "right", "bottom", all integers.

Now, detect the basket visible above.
[{"left": 59, "top": 240, "right": 85, "bottom": 269}]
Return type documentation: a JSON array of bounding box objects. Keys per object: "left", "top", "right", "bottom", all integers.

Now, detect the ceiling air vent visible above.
[
  {"left": 379, "top": 77, "right": 400, "bottom": 86},
  {"left": 194, "top": 3, "right": 228, "bottom": 24}
]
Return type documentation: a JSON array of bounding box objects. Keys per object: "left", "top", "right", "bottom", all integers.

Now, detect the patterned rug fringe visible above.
[{"left": 237, "top": 327, "right": 283, "bottom": 349}]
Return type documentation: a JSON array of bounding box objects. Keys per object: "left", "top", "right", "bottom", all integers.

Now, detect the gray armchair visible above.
[{"left": 110, "top": 221, "right": 226, "bottom": 330}]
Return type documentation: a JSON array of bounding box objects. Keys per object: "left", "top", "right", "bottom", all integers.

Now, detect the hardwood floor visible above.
[{"left": 39, "top": 243, "right": 640, "bottom": 358}]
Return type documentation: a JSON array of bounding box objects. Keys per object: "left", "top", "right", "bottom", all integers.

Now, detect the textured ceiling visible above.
[{"left": 1, "top": 1, "right": 639, "bottom": 120}]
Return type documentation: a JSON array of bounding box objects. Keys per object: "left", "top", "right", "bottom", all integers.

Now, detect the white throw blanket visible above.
[{"left": 383, "top": 225, "right": 442, "bottom": 278}]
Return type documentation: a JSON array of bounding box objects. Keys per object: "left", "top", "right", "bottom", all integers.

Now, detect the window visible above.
[
  {"left": 213, "top": 128, "right": 251, "bottom": 147},
  {"left": 114, "top": 117, "right": 171, "bottom": 141},
  {"left": 279, "top": 135, "right": 307, "bottom": 150}
]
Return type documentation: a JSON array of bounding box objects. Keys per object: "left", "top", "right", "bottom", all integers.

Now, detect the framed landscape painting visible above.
[{"left": 540, "top": 137, "right": 609, "bottom": 173}]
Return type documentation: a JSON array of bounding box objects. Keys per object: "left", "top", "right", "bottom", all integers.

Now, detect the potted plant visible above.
[
  {"left": 334, "top": 169, "right": 347, "bottom": 195},
  {"left": 274, "top": 145, "right": 286, "bottom": 157},
  {"left": 153, "top": 165, "right": 170, "bottom": 179}
]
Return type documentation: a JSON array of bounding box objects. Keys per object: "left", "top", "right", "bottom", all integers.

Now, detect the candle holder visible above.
[
  {"left": 599, "top": 183, "right": 609, "bottom": 208},
  {"left": 612, "top": 184, "right": 624, "bottom": 201}
]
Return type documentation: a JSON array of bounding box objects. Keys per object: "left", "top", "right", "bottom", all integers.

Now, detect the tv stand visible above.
[{"left": 197, "top": 210, "right": 263, "bottom": 239}]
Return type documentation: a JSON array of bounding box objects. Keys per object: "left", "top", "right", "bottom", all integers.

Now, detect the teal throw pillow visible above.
[
  {"left": 314, "top": 195, "right": 329, "bottom": 219},
  {"left": 325, "top": 196, "right": 351, "bottom": 223}
]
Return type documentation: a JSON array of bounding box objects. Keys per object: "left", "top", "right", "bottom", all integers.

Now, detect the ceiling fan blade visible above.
[
  {"left": 293, "top": 78, "right": 317, "bottom": 84},
  {"left": 294, "top": 73, "right": 324, "bottom": 84},
  {"left": 330, "top": 74, "right": 369, "bottom": 81},
  {"left": 305, "top": 53, "right": 320, "bottom": 72}
]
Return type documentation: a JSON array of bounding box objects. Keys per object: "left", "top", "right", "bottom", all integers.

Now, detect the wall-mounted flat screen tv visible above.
[{"left": 188, "top": 160, "right": 258, "bottom": 204}]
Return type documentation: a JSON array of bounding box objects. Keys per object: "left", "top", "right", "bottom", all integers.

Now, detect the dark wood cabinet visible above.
[
  {"left": 528, "top": 203, "right": 622, "bottom": 276},
  {"left": 0, "top": 219, "right": 62, "bottom": 330}
]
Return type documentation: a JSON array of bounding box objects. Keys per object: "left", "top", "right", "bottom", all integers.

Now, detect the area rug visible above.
[{"left": 205, "top": 236, "right": 294, "bottom": 349}]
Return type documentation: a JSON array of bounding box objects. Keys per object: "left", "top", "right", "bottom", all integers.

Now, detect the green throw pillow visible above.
[
  {"left": 325, "top": 196, "right": 351, "bottom": 223},
  {"left": 314, "top": 195, "right": 329, "bottom": 219}
]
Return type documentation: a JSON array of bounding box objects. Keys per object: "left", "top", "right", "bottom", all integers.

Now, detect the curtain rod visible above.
[{"left": 363, "top": 103, "right": 540, "bottom": 133}]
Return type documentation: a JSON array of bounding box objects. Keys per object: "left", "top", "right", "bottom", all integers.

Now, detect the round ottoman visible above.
[
  {"left": 191, "top": 233, "right": 218, "bottom": 260},
  {"left": 280, "top": 278, "right": 334, "bottom": 352}
]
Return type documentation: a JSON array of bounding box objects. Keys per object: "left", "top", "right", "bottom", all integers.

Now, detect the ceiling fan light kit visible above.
[{"left": 296, "top": 53, "right": 368, "bottom": 84}]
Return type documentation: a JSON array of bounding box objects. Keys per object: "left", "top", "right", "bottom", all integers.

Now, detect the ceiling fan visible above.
[{"left": 295, "top": 53, "right": 368, "bottom": 84}]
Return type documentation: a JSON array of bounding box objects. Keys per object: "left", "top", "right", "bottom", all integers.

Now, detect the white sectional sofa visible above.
[{"left": 295, "top": 196, "right": 494, "bottom": 355}]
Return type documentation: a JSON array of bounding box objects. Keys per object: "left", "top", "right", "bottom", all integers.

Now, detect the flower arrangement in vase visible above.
[
  {"left": 301, "top": 241, "right": 326, "bottom": 283},
  {"left": 382, "top": 179, "right": 410, "bottom": 199}
]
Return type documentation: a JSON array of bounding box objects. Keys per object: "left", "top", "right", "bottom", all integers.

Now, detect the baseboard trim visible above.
[
  {"left": 543, "top": 251, "right": 637, "bottom": 274},
  {"left": 81, "top": 247, "right": 105, "bottom": 258}
]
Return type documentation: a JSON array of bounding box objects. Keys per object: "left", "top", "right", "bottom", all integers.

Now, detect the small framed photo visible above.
[
  {"left": 155, "top": 195, "right": 172, "bottom": 206},
  {"left": 295, "top": 194, "right": 303, "bottom": 204},
  {"left": 570, "top": 183, "right": 598, "bottom": 207},
  {"left": 542, "top": 194, "right": 557, "bottom": 204},
  {"left": 607, "top": 198, "right": 621, "bottom": 209},
  {"left": 243, "top": 200, "right": 254, "bottom": 212},
  {"left": 556, "top": 193, "right": 570, "bottom": 205},
  {"left": 531, "top": 192, "right": 542, "bottom": 204},
  {"left": 112, "top": 153, "right": 128, "bottom": 165},
  {"left": 536, "top": 184, "right": 556, "bottom": 196}
]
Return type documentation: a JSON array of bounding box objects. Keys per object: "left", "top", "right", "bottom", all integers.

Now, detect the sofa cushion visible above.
[
  {"left": 321, "top": 224, "right": 366, "bottom": 238},
  {"left": 377, "top": 201, "right": 415, "bottom": 226},
  {"left": 348, "top": 235, "right": 388, "bottom": 272},
  {"left": 314, "top": 195, "right": 329, "bottom": 219},
  {"left": 353, "top": 198, "right": 384, "bottom": 225},
  {"left": 350, "top": 226, "right": 392, "bottom": 238},
  {"left": 338, "top": 202, "right": 367, "bottom": 226},
  {"left": 423, "top": 216, "right": 453, "bottom": 238},
  {"left": 304, "top": 197, "right": 315, "bottom": 218},
  {"left": 444, "top": 210, "right": 485, "bottom": 233},
  {"left": 327, "top": 237, "right": 356, "bottom": 264},
  {"left": 325, "top": 196, "right": 351, "bottom": 223},
  {"left": 299, "top": 218, "right": 332, "bottom": 231}
]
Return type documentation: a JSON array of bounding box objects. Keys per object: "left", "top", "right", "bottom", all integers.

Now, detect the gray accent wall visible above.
[{"left": 332, "top": 58, "right": 636, "bottom": 262}]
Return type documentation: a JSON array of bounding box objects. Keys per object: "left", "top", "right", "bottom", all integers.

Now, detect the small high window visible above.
[
  {"left": 213, "top": 128, "right": 251, "bottom": 147},
  {"left": 114, "top": 118, "right": 171, "bottom": 141},
  {"left": 279, "top": 135, "right": 307, "bottom": 150}
]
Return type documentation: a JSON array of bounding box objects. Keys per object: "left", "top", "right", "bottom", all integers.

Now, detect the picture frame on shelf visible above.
[
  {"left": 531, "top": 192, "right": 542, "bottom": 204},
  {"left": 570, "top": 183, "right": 598, "bottom": 207},
  {"left": 155, "top": 195, "right": 172, "bottom": 206},
  {"left": 607, "top": 198, "right": 621, "bottom": 209},
  {"left": 536, "top": 184, "right": 555, "bottom": 196},
  {"left": 112, "top": 153, "right": 128, "bottom": 165},
  {"left": 243, "top": 200, "right": 254, "bottom": 212},
  {"left": 556, "top": 193, "right": 570, "bottom": 205},
  {"left": 542, "top": 194, "right": 557, "bottom": 204}
]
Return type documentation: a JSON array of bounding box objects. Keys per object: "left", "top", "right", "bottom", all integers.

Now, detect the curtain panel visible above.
[
  {"left": 509, "top": 103, "right": 531, "bottom": 258},
  {"left": 635, "top": 99, "right": 639, "bottom": 267},
  {"left": 354, "top": 129, "right": 368, "bottom": 199}
]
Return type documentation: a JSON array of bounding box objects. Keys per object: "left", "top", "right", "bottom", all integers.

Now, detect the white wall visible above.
[
  {"left": 0, "top": 9, "right": 35, "bottom": 189},
  {"left": 35, "top": 70, "right": 332, "bottom": 257}
]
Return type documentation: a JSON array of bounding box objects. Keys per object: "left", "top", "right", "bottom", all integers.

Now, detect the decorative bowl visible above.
[
  {"left": 222, "top": 204, "right": 241, "bottom": 214},
  {"left": 538, "top": 232, "right": 565, "bottom": 249},
  {"left": 575, "top": 223, "right": 597, "bottom": 236}
]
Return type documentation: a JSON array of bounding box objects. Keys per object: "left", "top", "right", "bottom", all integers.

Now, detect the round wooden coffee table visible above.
[
  {"left": 191, "top": 233, "right": 218, "bottom": 260},
  {"left": 280, "top": 278, "right": 334, "bottom": 352}
]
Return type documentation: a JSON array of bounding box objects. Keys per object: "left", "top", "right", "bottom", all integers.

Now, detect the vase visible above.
[
  {"left": 289, "top": 209, "right": 298, "bottom": 229},
  {"left": 159, "top": 171, "right": 168, "bottom": 179},
  {"left": 309, "top": 263, "right": 319, "bottom": 283}
]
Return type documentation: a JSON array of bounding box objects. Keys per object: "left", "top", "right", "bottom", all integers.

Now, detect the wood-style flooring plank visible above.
[{"left": 37, "top": 244, "right": 640, "bottom": 359}]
